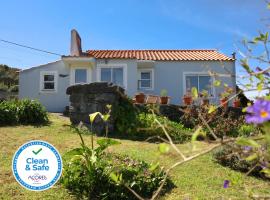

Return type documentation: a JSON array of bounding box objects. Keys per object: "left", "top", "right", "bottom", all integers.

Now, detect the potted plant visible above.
[
  {"left": 160, "top": 89, "right": 169, "bottom": 104},
  {"left": 135, "top": 92, "right": 145, "bottom": 104},
  {"left": 183, "top": 90, "right": 193, "bottom": 105},
  {"left": 200, "top": 90, "right": 209, "bottom": 106},
  {"left": 219, "top": 87, "right": 233, "bottom": 108},
  {"left": 233, "top": 97, "right": 241, "bottom": 108}
]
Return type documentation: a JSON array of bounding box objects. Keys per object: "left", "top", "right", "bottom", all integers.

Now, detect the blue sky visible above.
[{"left": 0, "top": 0, "right": 268, "bottom": 72}]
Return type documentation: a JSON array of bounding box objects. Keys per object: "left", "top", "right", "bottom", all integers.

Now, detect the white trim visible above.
[
  {"left": 138, "top": 68, "right": 154, "bottom": 90},
  {"left": 183, "top": 72, "right": 216, "bottom": 97},
  {"left": 62, "top": 57, "right": 95, "bottom": 63},
  {"left": 96, "top": 64, "right": 127, "bottom": 88},
  {"left": 70, "top": 66, "right": 92, "bottom": 85},
  {"left": 39, "top": 71, "right": 58, "bottom": 93}
]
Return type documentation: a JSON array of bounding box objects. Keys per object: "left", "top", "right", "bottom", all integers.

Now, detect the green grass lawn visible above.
[{"left": 0, "top": 114, "right": 269, "bottom": 200}]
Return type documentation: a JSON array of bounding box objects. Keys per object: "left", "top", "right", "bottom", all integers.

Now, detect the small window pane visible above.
[
  {"left": 101, "top": 68, "right": 111, "bottom": 82},
  {"left": 199, "top": 76, "right": 212, "bottom": 93},
  {"left": 44, "top": 75, "right": 54, "bottom": 81},
  {"left": 141, "top": 80, "right": 151, "bottom": 88},
  {"left": 112, "top": 68, "right": 123, "bottom": 86},
  {"left": 75, "top": 69, "right": 87, "bottom": 83},
  {"left": 141, "top": 72, "right": 150, "bottom": 79},
  {"left": 44, "top": 82, "right": 54, "bottom": 90},
  {"left": 186, "top": 76, "right": 198, "bottom": 91}
]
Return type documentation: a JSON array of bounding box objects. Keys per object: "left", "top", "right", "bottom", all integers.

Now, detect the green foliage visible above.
[
  {"left": 138, "top": 113, "right": 192, "bottom": 143},
  {"left": 8, "top": 85, "right": 18, "bottom": 93},
  {"left": 113, "top": 97, "right": 140, "bottom": 134},
  {"left": 0, "top": 99, "right": 48, "bottom": 125},
  {"left": 180, "top": 106, "right": 252, "bottom": 139},
  {"left": 17, "top": 99, "right": 48, "bottom": 124},
  {"left": 0, "top": 83, "right": 9, "bottom": 92},
  {"left": 0, "top": 100, "right": 18, "bottom": 125},
  {"left": 238, "top": 124, "right": 261, "bottom": 137},
  {"left": 61, "top": 131, "right": 168, "bottom": 199},
  {"left": 213, "top": 143, "right": 269, "bottom": 180},
  {"left": 0, "top": 64, "right": 19, "bottom": 88},
  {"left": 160, "top": 89, "right": 168, "bottom": 97}
]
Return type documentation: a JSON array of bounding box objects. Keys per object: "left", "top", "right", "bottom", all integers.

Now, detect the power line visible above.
[{"left": 0, "top": 39, "right": 62, "bottom": 56}]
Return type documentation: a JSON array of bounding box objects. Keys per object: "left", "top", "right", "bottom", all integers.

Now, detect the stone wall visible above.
[{"left": 66, "top": 82, "right": 125, "bottom": 135}]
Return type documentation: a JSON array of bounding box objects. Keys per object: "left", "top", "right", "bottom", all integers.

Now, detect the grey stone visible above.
[{"left": 66, "top": 82, "right": 126, "bottom": 135}]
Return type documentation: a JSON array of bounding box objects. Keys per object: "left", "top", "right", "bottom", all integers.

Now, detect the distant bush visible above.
[
  {"left": 17, "top": 99, "right": 48, "bottom": 124},
  {"left": 8, "top": 85, "right": 18, "bottom": 93},
  {"left": 137, "top": 113, "right": 192, "bottom": 143},
  {"left": 0, "top": 99, "right": 48, "bottom": 125},
  {"left": 0, "top": 83, "right": 9, "bottom": 92},
  {"left": 180, "top": 106, "right": 247, "bottom": 139},
  {"left": 237, "top": 124, "right": 261, "bottom": 137},
  {"left": 0, "top": 100, "right": 18, "bottom": 125}
]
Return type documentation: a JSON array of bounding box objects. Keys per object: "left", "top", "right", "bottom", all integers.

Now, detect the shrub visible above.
[
  {"left": 113, "top": 97, "right": 140, "bottom": 134},
  {"left": 213, "top": 143, "right": 269, "bottom": 180},
  {"left": 137, "top": 113, "right": 192, "bottom": 143},
  {"left": 61, "top": 137, "right": 170, "bottom": 199},
  {"left": 237, "top": 124, "right": 260, "bottom": 137},
  {"left": 0, "top": 83, "right": 9, "bottom": 92},
  {"left": 17, "top": 99, "right": 48, "bottom": 124},
  {"left": 0, "top": 99, "right": 48, "bottom": 125},
  {"left": 8, "top": 85, "right": 18, "bottom": 93},
  {"left": 0, "top": 100, "right": 18, "bottom": 125},
  {"left": 180, "top": 106, "right": 247, "bottom": 139}
]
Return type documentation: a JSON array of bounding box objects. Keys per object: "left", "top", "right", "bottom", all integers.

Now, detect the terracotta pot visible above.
[
  {"left": 160, "top": 96, "right": 169, "bottom": 104},
  {"left": 220, "top": 98, "right": 228, "bottom": 108},
  {"left": 233, "top": 100, "right": 240, "bottom": 108},
  {"left": 183, "top": 96, "right": 192, "bottom": 105},
  {"left": 201, "top": 98, "right": 209, "bottom": 106},
  {"left": 135, "top": 93, "right": 145, "bottom": 104}
]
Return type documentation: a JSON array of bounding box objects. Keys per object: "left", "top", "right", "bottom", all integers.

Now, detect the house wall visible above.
[
  {"left": 141, "top": 60, "right": 236, "bottom": 104},
  {"left": 19, "top": 58, "right": 235, "bottom": 112},
  {"left": 19, "top": 60, "right": 70, "bottom": 112}
]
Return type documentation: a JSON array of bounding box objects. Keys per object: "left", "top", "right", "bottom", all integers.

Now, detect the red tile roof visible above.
[{"left": 86, "top": 49, "right": 234, "bottom": 61}]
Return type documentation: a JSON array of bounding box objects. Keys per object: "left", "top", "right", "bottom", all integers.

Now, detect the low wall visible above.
[{"left": 66, "top": 82, "right": 125, "bottom": 135}]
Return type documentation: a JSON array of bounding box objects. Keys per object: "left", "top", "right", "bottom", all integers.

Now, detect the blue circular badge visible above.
[{"left": 12, "top": 140, "right": 62, "bottom": 191}]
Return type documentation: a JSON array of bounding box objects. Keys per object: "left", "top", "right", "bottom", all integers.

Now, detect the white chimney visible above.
[{"left": 70, "top": 29, "right": 82, "bottom": 56}]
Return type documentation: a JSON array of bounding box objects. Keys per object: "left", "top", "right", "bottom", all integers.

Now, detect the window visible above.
[
  {"left": 185, "top": 74, "right": 213, "bottom": 95},
  {"left": 40, "top": 71, "right": 57, "bottom": 92},
  {"left": 75, "top": 69, "right": 87, "bottom": 83},
  {"left": 138, "top": 70, "right": 153, "bottom": 89},
  {"left": 100, "top": 67, "right": 124, "bottom": 87}
]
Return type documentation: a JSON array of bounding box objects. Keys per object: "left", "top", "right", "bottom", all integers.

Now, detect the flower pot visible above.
[
  {"left": 201, "top": 98, "right": 209, "bottom": 106},
  {"left": 183, "top": 96, "right": 192, "bottom": 105},
  {"left": 220, "top": 98, "right": 228, "bottom": 108},
  {"left": 135, "top": 93, "right": 145, "bottom": 104},
  {"left": 233, "top": 100, "right": 240, "bottom": 108},
  {"left": 160, "top": 96, "right": 169, "bottom": 104}
]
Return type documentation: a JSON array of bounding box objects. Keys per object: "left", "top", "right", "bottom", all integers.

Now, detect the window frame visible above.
[
  {"left": 183, "top": 72, "right": 215, "bottom": 97},
  {"left": 70, "top": 67, "right": 91, "bottom": 85},
  {"left": 97, "top": 64, "right": 127, "bottom": 88},
  {"left": 138, "top": 68, "right": 154, "bottom": 90},
  {"left": 40, "top": 71, "right": 58, "bottom": 93}
]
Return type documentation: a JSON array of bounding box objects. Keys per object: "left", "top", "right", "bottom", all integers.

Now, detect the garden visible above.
[{"left": 1, "top": 11, "right": 270, "bottom": 200}]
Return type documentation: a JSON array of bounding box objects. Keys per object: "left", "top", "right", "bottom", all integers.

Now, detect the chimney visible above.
[
  {"left": 70, "top": 29, "right": 82, "bottom": 56},
  {"left": 232, "top": 52, "right": 236, "bottom": 60}
]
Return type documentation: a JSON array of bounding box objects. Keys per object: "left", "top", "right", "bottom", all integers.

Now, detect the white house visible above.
[{"left": 19, "top": 30, "right": 236, "bottom": 112}]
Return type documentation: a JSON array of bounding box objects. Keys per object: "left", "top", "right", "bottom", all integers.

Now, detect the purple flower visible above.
[
  {"left": 243, "top": 146, "right": 252, "bottom": 151},
  {"left": 223, "top": 180, "right": 230, "bottom": 188},
  {"left": 245, "top": 99, "right": 270, "bottom": 124}
]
